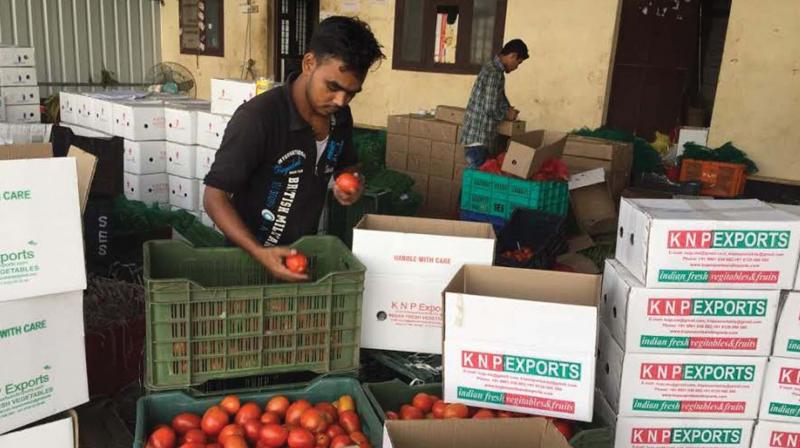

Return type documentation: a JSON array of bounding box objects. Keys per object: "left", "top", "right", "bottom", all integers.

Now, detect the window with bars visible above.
[
  {"left": 180, "top": 0, "right": 225, "bottom": 57},
  {"left": 275, "top": 0, "right": 318, "bottom": 82},
  {"left": 393, "top": 0, "right": 507, "bottom": 74}
]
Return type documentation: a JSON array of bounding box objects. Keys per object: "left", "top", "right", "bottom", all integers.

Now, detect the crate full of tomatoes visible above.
[{"left": 134, "top": 377, "right": 380, "bottom": 448}]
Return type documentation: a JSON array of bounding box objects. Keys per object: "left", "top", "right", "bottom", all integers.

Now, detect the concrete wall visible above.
[
  {"left": 708, "top": 0, "right": 800, "bottom": 183},
  {"left": 160, "top": 1, "right": 273, "bottom": 100},
  {"left": 320, "top": 0, "right": 621, "bottom": 131}
]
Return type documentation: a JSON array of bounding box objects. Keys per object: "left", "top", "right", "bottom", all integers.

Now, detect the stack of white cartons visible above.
[
  {"left": 163, "top": 100, "right": 210, "bottom": 222},
  {"left": 117, "top": 100, "right": 171, "bottom": 207},
  {"left": 0, "top": 45, "right": 40, "bottom": 123},
  {"left": 596, "top": 198, "right": 800, "bottom": 448},
  {"left": 0, "top": 144, "right": 89, "bottom": 442}
]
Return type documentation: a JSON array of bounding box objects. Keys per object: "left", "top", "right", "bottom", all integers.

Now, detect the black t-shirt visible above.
[{"left": 204, "top": 75, "right": 357, "bottom": 246}]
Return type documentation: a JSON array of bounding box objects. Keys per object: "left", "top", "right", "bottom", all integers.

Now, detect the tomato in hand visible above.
[
  {"left": 285, "top": 253, "right": 309, "bottom": 274},
  {"left": 335, "top": 173, "right": 361, "bottom": 195}
]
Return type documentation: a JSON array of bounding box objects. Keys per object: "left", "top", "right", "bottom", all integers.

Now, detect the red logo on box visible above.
[
  {"left": 648, "top": 298, "right": 693, "bottom": 316},
  {"left": 462, "top": 351, "right": 503, "bottom": 371},
  {"left": 779, "top": 368, "right": 800, "bottom": 386},
  {"left": 631, "top": 428, "right": 671, "bottom": 444},
  {"left": 668, "top": 231, "right": 713, "bottom": 249},
  {"left": 640, "top": 363, "right": 683, "bottom": 381},
  {"left": 770, "top": 431, "right": 800, "bottom": 448}
]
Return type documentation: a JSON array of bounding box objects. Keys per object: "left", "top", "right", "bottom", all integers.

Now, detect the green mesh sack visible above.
[
  {"left": 353, "top": 127, "right": 387, "bottom": 178},
  {"left": 680, "top": 141, "right": 758, "bottom": 174},
  {"left": 112, "top": 196, "right": 224, "bottom": 247}
]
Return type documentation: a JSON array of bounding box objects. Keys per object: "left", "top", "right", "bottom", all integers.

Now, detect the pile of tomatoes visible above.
[
  {"left": 385, "top": 393, "right": 575, "bottom": 440},
  {"left": 145, "top": 394, "right": 372, "bottom": 448},
  {"left": 499, "top": 246, "right": 535, "bottom": 263}
]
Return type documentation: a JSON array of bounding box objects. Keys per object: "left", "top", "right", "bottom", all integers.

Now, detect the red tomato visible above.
[
  {"left": 202, "top": 406, "right": 230, "bottom": 437},
  {"left": 217, "top": 424, "right": 245, "bottom": 445},
  {"left": 259, "top": 423, "right": 289, "bottom": 448},
  {"left": 472, "top": 409, "right": 495, "bottom": 419},
  {"left": 285, "top": 253, "right": 309, "bottom": 274},
  {"left": 286, "top": 400, "right": 313, "bottom": 426},
  {"left": 429, "top": 395, "right": 442, "bottom": 402},
  {"left": 335, "top": 173, "right": 361, "bottom": 194},
  {"left": 330, "top": 435, "right": 353, "bottom": 448},
  {"left": 553, "top": 419, "right": 575, "bottom": 440},
  {"left": 235, "top": 402, "right": 263, "bottom": 426},
  {"left": 399, "top": 404, "right": 424, "bottom": 420},
  {"left": 288, "top": 428, "right": 316, "bottom": 448},
  {"left": 171, "top": 413, "right": 201, "bottom": 435},
  {"left": 326, "top": 424, "right": 346, "bottom": 440},
  {"left": 220, "top": 395, "right": 242, "bottom": 415},
  {"left": 443, "top": 403, "right": 469, "bottom": 419},
  {"left": 314, "top": 402, "right": 338, "bottom": 424},
  {"left": 315, "top": 432, "right": 331, "bottom": 448},
  {"left": 431, "top": 401, "right": 447, "bottom": 419},
  {"left": 180, "top": 429, "right": 206, "bottom": 444},
  {"left": 177, "top": 443, "right": 205, "bottom": 448},
  {"left": 496, "top": 411, "right": 515, "bottom": 418},
  {"left": 222, "top": 435, "right": 248, "bottom": 448},
  {"left": 338, "top": 410, "right": 361, "bottom": 433},
  {"left": 260, "top": 411, "right": 282, "bottom": 425},
  {"left": 242, "top": 419, "right": 263, "bottom": 444},
  {"left": 385, "top": 411, "right": 399, "bottom": 420},
  {"left": 300, "top": 408, "right": 329, "bottom": 433},
  {"left": 149, "top": 425, "right": 176, "bottom": 448},
  {"left": 266, "top": 396, "right": 291, "bottom": 417},
  {"left": 206, "top": 444, "right": 222, "bottom": 448},
  {"left": 411, "top": 393, "right": 434, "bottom": 413},
  {"left": 350, "top": 432, "right": 368, "bottom": 444}
]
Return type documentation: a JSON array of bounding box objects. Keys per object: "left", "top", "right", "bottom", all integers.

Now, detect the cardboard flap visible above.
[
  {"left": 563, "top": 135, "right": 618, "bottom": 160},
  {"left": 0, "top": 143, "right": 52, "bottom": 160},
  {"left": 384, "top": 418, "right": 571, "bottom": 448},
  {"left": 67, "top": 146, "right": 98, "bottom": 214},
  {"left": 356, "top": 214, "right": 496, "bottom": 239}
]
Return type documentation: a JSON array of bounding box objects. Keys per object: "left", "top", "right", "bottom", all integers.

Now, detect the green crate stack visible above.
[
  {"left": 363, "top": 379, "right": 442, "bottom": 423},
  {"left": 143, "top": 235, "right": 366, "bottom": 391},
  {"left": 133, "top": 377, "right": 382, "bottom": 447},
  {"left": 460, "top": 169, "right": 569, "bottom": 220}
]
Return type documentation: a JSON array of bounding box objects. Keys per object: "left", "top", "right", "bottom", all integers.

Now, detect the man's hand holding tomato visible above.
[{"left": 333, "top": 172, "right": 363, "bottom": 206}]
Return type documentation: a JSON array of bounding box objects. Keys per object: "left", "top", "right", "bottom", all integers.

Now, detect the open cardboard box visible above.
[
  {"left": 442, "top": 265, "right": 601, "bottom": 422},
  {"left": 383, "top": 417, "right": 571, "bottom": 448},
  {"left": 0, "top": 410, "right": 78, "bottom": 447},
  {"left": 501, "top": 130, "right": 566, "bottom": 179},
  {"left": 569, "top": 167, "right": 618, "bottom": 236}
]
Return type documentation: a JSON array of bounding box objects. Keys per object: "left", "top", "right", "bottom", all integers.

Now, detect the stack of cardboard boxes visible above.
[
  {"left": 0, "top": 45, "right": 40, "bottom": 123},
  {"left": 0, "top": 143, "right": 94, "bottom": 445},
  {"left": 597, "top": 198, "right": 800, "bottom": 448}
]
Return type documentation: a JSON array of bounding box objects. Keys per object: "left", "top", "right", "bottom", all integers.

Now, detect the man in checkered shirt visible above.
[{"left": 459, "top": 39, "right": 529, "bottom": 167}]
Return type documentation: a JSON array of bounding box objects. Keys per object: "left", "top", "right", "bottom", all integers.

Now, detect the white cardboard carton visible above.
[
  {"left": 124, "top": 140, "right": 166, "bottom": 175},
  {"left": 598, "top": 324, "right": 766, "bottom": 419},
  {"left": 58, "top": 92, "right": 78, "bottom": 125},
  {"left": 443, "top": 265, "right": 602, "bottom": 422},
  {"left": 775, "top": 292, "right": 800, "bottom": 359},
  {"left": 169, "top": 174, "right": 199, "bottom": 211},
  {"left": 123, "top": 172, "right": 168, "bottom": 205},
  {"left": 200, "top": 212, "right": 216, "bottom": 229},
  {"left": 760, "top": 356, "right": 800, "bottom": 423},
  {"left": 73, "top": 94, "right": 94, "bottom": 125},
  {"left": 0, "top": 156, "right": 86, "bottom": 302},
  {"left": 195, "top": 146, "right": 217, "bottom": 180},
  {"left": 752, "top": 420, "right": 800, "bottom": 448},
  {"left": 0, "top": 46, "right": 35, "bottom": 67},
  {"left": 0, "top": 292, "right": 88, "bottom": 434},
  {"left": 0, "top": 411, "right": 78, "bottom": 447},
  {"left": 166, "top": 141, "right": 197, "bottom": 178},
  {"left": 770, "top": 204, "right": 800, "bottom": 291},
  {"left": 60, "top": 124, "right": 110, "bottom": 139},
  {"left": 382, "top": 418, "right": 570, "bottom": 448},
  {"left": 4, "top": 105, "right": 39, "bottom": 123},
  {"left": 165, "top": 101, "right": 210, "bottom": 145},
  {"left": 615, "top": 198, "right": 800, "bottom": 289},
  {"left": 0, "top": 67, "right": 37, "bottom": 87},
  {"left": 112, "top": 101, "right": 166, "bottom": 141},
  {"left": 615, "top": 417, "right": 753, "bottom": 448},
  {"left": 86, "top": 96, "right": 115, "bottom": 134},
  {"left": 210, "top": 78, "right": 256, "bottom": 116},
  {"left": 602, "top": 259, "right": 780, "bottom": 356},
  {"left": 676, "top": 127, "right": 709, "bottom": 157},
  {"left": 352, "top": 215, "right": 496, "bottom": 354},
  {"left": 198, "top": 180, "right": 206, "bottom": 212},
  {"left": 196, "top": 111, "right": 231, "bottom": 149},
  {"left": 1, "top": 86, "right": 39, "bottom": 105}
]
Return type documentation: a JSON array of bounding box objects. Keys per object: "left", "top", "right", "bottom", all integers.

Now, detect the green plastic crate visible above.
[
  {"left": 363, "top": 379, "right": 442, "bottom": 423},
  {"left": 460, "top": 169, "right": 569, "bottom": 219},
  {"left": 328, "top": 187, "right": 393, "bottom": 247},
  {"left": 144, "top": 235, "right": 366, "bottom": 391},
  {"left": 133, "top": 377, "right": 382, "bottom": 447}
]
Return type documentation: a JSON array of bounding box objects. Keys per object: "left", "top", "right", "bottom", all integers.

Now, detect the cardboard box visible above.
[
  {"left": 602, "top": 259, "right": 780, "bottom": 356},
  {"left": 59, "top": 124, "right": 109, "bottom": 139},
  {"left": 497, "top": 119, "right": 526, "bottom": 137},
  {"left": 387, "top": 114, "right": 410, "bottom": 135},
  {"left": 210, "top": 78, "right": 256, "bottom": 116},
  {"left": 165, "top": 101, "right": 211, "bottom": 145},
  {"left": 429, "top": 156, "right": 455, "bottom": 180},
  {"left": 563, "top": 135, "right": 633, "bottom": 199},
  {"left": 352, "top": 215, "right": 495, "bottom": 354},
  {"left": 85, "top": 96, "right": 115, "bottom": 134},
  {"left": 0, "top": 145, "right": 94, "bottom": 302},
  {"left": 4, "top": 104, "right": 39, "bottom": 123},
  {"left": 123, "top": 140, "right": 166, "bottom": 175},
  {"left": 751, "top": 420, "right": 800, "bottom": 448},
  {"left": 123, "top": 172, "right": 168, "bottom": 205},
  {"left": 454, "top": 162, "right": 468, "bottom": 183},
  {"left": 615, "top": 198, "right": 800, "bottom": 289},
  {"left": 382, "top": 418, "right": 570, "bottom": 448},
  {"left": 775, "top": 292, "right": 800, "bottom": 359},
  {"left": 58, "top": 92, "right": 78, "bottom": 125},
  {"left": 569, "top": 168, "right": 617, "bottom": 236},
  {"left": 435, "top": 106, "right": 525, "bottom": 137},
  {"left": 198, "top": 180, "right": 206, "bottom": 212},
  {"left": 427, "top": 177, "right": 455, "bottom": 213},
  {"left": 406, "top": 137, "right": 430, "bottom": 174},
  {"left": 443, "top": 265, "right": 601, "bottom": 422},
  {"left": 112, "top": 101, "right": 166, "bottom": 141},
  {"left": 385, "top": 149, "right": 407, "bottom": 171},
  {"left": 677, "top": 126, "right": 709, "bottom": 156},
  {"left": 597, "top": 324, "right": 767, "bottom": 419},
  {"left": 0, "top": 67, "right": 37, "bottom": 87},
  {"left": 431, "top": 140, "right": 457, "bottom": 160},
  {"left": 166, "top": 141, "right": 197, "bottom": 178},
  {"left": 759, "top": 356, "right": 800, "bottom": 423},
  {"left": 501, "top": 130, "right": 567, "bottom": 179},
  {"left": 196, "top": 111, "right": 230, "bottom": 149},
  {"left": 195, "top": 146, "right": 217, "bottom": 180},
  {"left": 0, "top": 292, "right": 88, "bottom": 434},
  {"left": 615, "top": 417, "right": 754, "bottom": 448},
  {"left": 1, "top": 86, "right": 39, "bottom": 105},
  {"left": 0, "top": 411, "right": 78, "bottom": 448},
  {"left": 0, "top": 46, "right": 35, "bottom": 67},
  {"left": 409, "top": 117, "right": 458, "bottom": 143},
  {"left": 770, "top": 204, "right": 800, "bottom": 291},
  {"left": 169, "top": 174, "right": 199, "bottom": 210}
]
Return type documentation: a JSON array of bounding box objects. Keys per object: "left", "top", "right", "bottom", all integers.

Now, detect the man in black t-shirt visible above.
[{"left": 204, "top": 17, "right": 384, "bottom": 281}]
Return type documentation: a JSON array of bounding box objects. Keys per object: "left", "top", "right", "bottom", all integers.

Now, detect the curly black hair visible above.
[{"left": 308, "top": 16, "right": 385, "bottom": 77}]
